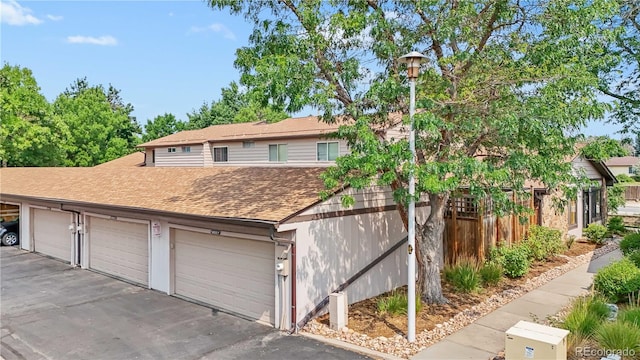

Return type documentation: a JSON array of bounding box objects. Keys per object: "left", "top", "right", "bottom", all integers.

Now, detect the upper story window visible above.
[
  {"left": 167, "top": 147, "right": 176, "bottom": 153},
  {"left": 243, "top": 141, "right": 255, "bottom": 149},
  {"left": 213, "top": 147, "right": 228, "bottom": 162},
  {"left": 269, "top": 144, "right": 288, "bottom": 162},
  {"left": 317, "top": 142, "right": 339, "bottom": 161},
  {"left": 182, "top": 146, "right": 191, "bottom": 153}
]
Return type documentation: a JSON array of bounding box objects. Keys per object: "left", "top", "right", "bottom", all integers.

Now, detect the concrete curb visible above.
[{"left": 299, "top": 332, "right": 404, "bottom": 360}]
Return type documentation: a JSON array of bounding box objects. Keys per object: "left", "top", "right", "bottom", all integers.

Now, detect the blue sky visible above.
[{"left": 0, "top": 0, "right": 624, "bottom": 139}]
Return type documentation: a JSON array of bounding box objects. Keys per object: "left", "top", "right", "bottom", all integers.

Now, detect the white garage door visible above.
[
  {"left": 89, "top": 217, "right": 149, "bottom": 286},
  {"left": 33, "top": 209, "right": 71, "bottom": 262},
  {"left": 173, "top": 229, "right": 275, "bottom": 324}
]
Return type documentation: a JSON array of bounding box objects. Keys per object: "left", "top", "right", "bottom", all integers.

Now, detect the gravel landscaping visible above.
[{"left": 301, "top": 241, "right": 619, "bottom": 359}]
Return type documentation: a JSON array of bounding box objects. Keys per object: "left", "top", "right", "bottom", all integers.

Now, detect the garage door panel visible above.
[
  {"left": 33, "top": 209, "right": 71, "bottom": 262},
  {"left": 174, "top": 229, "right": 275, "bottom": 324},
  {"left": 89, "top": 217, "right": 149, "bottom": 286}
]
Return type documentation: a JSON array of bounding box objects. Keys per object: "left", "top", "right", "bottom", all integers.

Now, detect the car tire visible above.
[{"left": 1, "top": 232, "right": 18, "bottom": 246}]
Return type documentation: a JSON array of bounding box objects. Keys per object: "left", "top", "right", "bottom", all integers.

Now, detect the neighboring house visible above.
[
  {"left": 0, "top": 115, "right": 615, "bottom": 333},
  {"left": 605, "top": 156, "right": 640, "bottom": 177}
]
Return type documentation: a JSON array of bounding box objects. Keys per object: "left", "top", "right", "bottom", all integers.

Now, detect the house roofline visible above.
[{"left": 1, "top": 194, "right": 278, "bottom": 229}]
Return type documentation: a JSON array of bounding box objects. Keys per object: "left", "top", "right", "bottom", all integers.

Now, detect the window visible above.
[
  {"left": 317, "top": 142, "right": 339, "bottom": 161},
  {"left": 213, "top": 147, "right": 228, "bottom": 162},
  {"left": 630, "top": 166, "right": 634, "bottom": 174},
  {"left": 151, "top": 149, "right": 155, "bottom": 163},
  {"left": 167, "top": 147, "right": 176, "bottom": 153},
  {"left": 268, "top": 144, "right": 288, "bottom": 162},
  {"left": 243, "top": 141, "right": 255, "bottom": 149},
  {"left": 583, "top": 187, "right": 602, "bottom": 226},
  {"left": 568, "top": 198, "right": 577, "bottom": 228},
  {"left": 182, "top": 146, "right": 191, "bottom": 153}
]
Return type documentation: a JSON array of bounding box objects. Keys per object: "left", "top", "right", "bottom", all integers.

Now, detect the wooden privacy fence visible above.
[
  {"left": 443, "top": 191, "right": 537, "bottom": 264},
  {"left": 625, "top": 186, "right": 640, "bottom": 201},
  {"left": 0, "top": 203, "right": 19, "bottom": 221}
]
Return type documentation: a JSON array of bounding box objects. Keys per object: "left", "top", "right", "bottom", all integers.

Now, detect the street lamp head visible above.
[{"left": 398, "top": 51, "right": 428, "bottom": 80}]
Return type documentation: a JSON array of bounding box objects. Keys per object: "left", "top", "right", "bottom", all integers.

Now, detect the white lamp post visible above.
[{"left": 398, "top": 51, "right": 427, "bottom": 343}]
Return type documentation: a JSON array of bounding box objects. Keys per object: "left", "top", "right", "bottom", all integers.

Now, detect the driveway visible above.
[{"left": 0, "top": 247, "right": 370, "bottom": 360}]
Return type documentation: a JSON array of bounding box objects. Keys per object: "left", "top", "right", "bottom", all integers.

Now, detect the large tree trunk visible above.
[{"left": 417, "top": 192, "right": 449, "bottom": 304}]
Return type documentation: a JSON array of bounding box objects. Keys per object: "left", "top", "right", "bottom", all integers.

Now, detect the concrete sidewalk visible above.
[{"left": 411, "top": 249, "right": 623, "bottom": 360}]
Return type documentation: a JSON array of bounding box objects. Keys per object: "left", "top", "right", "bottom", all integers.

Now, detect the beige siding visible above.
[
  {"left": 384, "top": 123, "right": 409, "bottom": 142},
  {"left": 154, "top": 145, "right": 204, "bottom": 167},
  {"left": 144, "top": 149, "right": 154, "bottom": 167},
  {"left": 284, "top": 204, "right": 431, "bottom": 322},
  {"left": 608, "top": 165, "right": 632, "bottom": 177},
  {"left": 202, "top": 142, "right": 214, "bottom": 167},
  {"left": 572, "top": 156, "right": 602, "bottom": 179},
  {"left": 210, "top": 138, "right": 349, "bottom": 165}
]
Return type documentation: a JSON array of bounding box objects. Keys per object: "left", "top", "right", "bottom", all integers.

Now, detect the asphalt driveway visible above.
[{"left": 0, "top": 247, "right": 370, "bottom": 360}]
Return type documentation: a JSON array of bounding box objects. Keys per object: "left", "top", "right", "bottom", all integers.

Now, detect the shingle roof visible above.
[
  {"left": 0, "top": 166, "right": 327, "bottom": 223},
  {"left": 605, "top": 156, "right": 640, "bottom": 167},
  {"left": 138, "top": 116, "right": 348, "bottom": 147},
  {"left": 94, "top": 152, "right": 145, "bottom": 168}
]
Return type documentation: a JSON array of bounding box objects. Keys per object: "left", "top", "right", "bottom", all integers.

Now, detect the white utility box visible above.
[
  {"left": 329, "top": 292, "right": 348, "bottom": 331},
  {"left": 505, "top": 321, "right": 569, "bottom": 360}
]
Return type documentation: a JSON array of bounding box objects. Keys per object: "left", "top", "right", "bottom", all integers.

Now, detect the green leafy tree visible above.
[
  {"left": 581, "top": 136, "right": 630, "bottom": 161},
  {"left": 598, "top": 0, "right": 639, "bottom": 133},
  {"left": 0, "top": 64, "right": 68, "bottom": 166},
  {"left": 209, "top": 0, "right": 617, "bottom": 303},
  {"left": 185, "top": 82, "right": 288, "bottom": 129},
  {"left": 142, "top": 113, "right": 186, "bottom": 142},
  {"left": 53, "top": 78, "right": 141, "bottom": 166},
  {"left": 635, "top": 132, "right": 640, "bottom": 156}
]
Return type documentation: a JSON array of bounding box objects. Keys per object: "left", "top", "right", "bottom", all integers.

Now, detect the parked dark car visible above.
[{"left": 0, "top": 218, "right": 19, "bottom": 246}]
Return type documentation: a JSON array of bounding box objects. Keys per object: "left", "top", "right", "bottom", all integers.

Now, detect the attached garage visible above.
[
  {"left": 88, "top": 216, "right": 149, "bottom": 286},
  {"left": 32, "top": 208, "right": 72, "bottom": 262},
  {"left": 172, "top": 228, "right": 275, "bottom": 324}
]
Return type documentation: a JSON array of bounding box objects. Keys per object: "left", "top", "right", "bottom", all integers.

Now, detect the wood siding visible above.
[
  {"left": 154, "top": 145, "right": 204, "bottom": 167},
  {"left": 572, "top": 156, "right": 602, "bottom": 179}
]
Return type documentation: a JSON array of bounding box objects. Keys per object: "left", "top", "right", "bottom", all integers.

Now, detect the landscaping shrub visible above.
[
  {"left": 628, "top": 251, "right": 640, "bottom": 268},
  {"left": 479, "top": 262, "right": 503, "bottom": 286},
  {"left": 444, "top": 258, "right": 481, "bottom": 293},
  {"left": 619, "top": 307, "right": 640, "bottom": 327},
  {"left": 584, "top": 223, "right": 608, "bottom": 244},
  {"left": 561, "top": 296, "right": 610, "bottom": 340},
  {"left": 499, "top": 244, "right": 530, "bottom": 278},
  {"left": 594, "top": 258, "right": 640, "bottom": 302},
  {"left": 620, "top": 233, "right": 640, "bottom": 256},
  {"left": 377, "top": 290, "right": 422, "bottom": 316},
  {"left": 595, "top": 321, "right": 640, "bottom": 356},
  {"left": 522, "top": 225, "right": 564, "bottom": 261},
  {"left": 616, "top": 174, "right": 634, "bottom": 183},
  {"left": 607, "top": 216, "right": 627, "bottom": 236}
]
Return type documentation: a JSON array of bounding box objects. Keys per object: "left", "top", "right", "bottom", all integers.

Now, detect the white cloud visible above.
[
  {"left": 66, "top": 35, "right": 118, "bottom": 46},
  {"left": 190, "top": 23, "right": 236, "bottom": 40},
  {"left": 46, "top": 14, "right": 63, "bottom": 21},
  {"left": 0, "top": 0, "right": 42, "bottom": 25}
]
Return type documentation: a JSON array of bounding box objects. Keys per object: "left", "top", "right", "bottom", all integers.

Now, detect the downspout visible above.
[
  {"left": 295, "top": 235, "right": 408, "bottom": 331},
  {"left": 270, "top": 227, "right": 295, "bottom": 332}
]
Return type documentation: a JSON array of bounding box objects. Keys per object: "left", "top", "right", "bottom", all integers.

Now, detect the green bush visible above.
[
  {"left": 594, "top": 258, "right": 640, "bottom": 302},
  {"left": 561, "top": 296, "right": 610, "bottom": 340},
  {"left": 499, "top": 245, "right": 531, "bottom": 278},
  {"left": 595, "top": 321, "right": 640, "bottom": 355},
  {"left": 584, "top": 223, "right": 608, "bottom": 244},
  {"left": 479, "top": 262, "right": 503, "bottom": 286},
  {"left": 522, "top": 225, "right": 565, "bottom": 261},
  {"left": 616, "top": 174, "right": 634, "bottom": 183},
  {"left": 444, "top": 258, "right": 481, "bottom": 293},
  {"left": 628, "top": 251, "right": 640, "bottom": 268},
  {"left": 607, "top": 216, "right": 627, "bottom": 235},
  {"left": 621, "top": 233, "right": 640, "bottom": 256},
  {"left": 377, "top": 290, "right": 422, "bottom": 316},
  {"left": 633, "top": 174, "right": 640, "bottom": 182}
]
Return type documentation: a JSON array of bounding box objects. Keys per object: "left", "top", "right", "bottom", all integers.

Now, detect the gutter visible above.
[{"left": 0, "top": 194, "right": 277, "bottom": 229}]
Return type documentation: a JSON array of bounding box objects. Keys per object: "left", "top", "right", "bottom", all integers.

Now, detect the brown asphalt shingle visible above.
[{"left": 0, "top": 166, "right": 328, "bottom": 223}]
